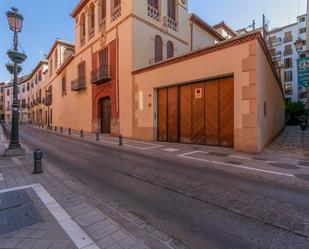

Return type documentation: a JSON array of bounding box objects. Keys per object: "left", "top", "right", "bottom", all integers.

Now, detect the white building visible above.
[{"left": 267, "top": 14, "right": 307, "bottom": 102}]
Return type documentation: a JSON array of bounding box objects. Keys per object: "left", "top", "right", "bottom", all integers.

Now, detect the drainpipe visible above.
[{"left": 116, "top": 26, "right": 120, "bottom": 131}]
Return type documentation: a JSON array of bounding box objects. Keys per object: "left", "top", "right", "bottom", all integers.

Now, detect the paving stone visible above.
[
  {"left": 118, "top": 236, "right": 137, "bottom": 249},
  {"left": 1, "top": 238, "right": 23, "bottom": 248},
  {"left": 97, "top": 236, "right": 116, "bottom": 249},
  {"left": 16, "top": 238, "right": 38, "bottom": 249},
  {"left": 30, "top": 239, "right": 54, "bottom": 249},
  {"left": 110, "top": 230, "right": 128, "bottom": 242},
  {"left": 28, "top": 229, "right": 48, "bottom": 239}
]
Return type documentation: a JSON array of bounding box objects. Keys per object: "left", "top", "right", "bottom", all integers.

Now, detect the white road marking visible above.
[
  {"left": 162, "top": 148, "right": 180, "bottom": 152},
  {"left": 125, "top": 144, "right": 163, "bottom": 150},
  {"left": 0, "top": 184, "right": 100, "bottom": 249},
  {"left": 178, "top": 151, "right": 295, "bottom": 178}
]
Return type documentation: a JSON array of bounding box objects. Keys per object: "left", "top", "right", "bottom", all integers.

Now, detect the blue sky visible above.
[{"left": 0, "top": 0, "right": 307, "bottom": 82}]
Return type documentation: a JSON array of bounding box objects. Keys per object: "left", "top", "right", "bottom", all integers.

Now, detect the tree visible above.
[{"left": 285, "top": 101, "right": 307, "bottom": 125}]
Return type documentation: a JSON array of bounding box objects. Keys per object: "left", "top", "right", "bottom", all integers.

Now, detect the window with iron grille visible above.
[{"left": 284, "top": 58, "right": 293, "bottom": 68}]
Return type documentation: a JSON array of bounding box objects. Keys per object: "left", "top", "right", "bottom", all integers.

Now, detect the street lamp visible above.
[{"left": 5, "top": 7, "right": 27, "bottom": 156}]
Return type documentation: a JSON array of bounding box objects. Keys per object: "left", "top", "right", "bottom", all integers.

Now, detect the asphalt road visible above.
[{"left": 19, "top": 126, "right": 309, "bottom": 249}]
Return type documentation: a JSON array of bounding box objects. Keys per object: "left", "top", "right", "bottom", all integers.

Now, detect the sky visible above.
[{"left": 0, "top": 0, "right": 307, "bottom": 82}]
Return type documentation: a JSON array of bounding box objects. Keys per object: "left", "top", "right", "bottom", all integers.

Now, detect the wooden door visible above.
[
  {"left": 157, "top": 88, "right": 167, "bottom": 141},
  {"left": 167, "top": 87, "right": 178, "bottom": 142},
  {"left": 180, "top": 85, "right": 192, "bottom": 143},
  {"left": 219, "top": 77, "right": 234, "bottom": 147},
  {"left": 205, "top": 80, "right": 219, "bottom": 145},
  {"left": 192, "top": 83, "right": 205, "bottom": 144},
  {"left": 100, "top": 97, "right": 111, "bottom": 134}
]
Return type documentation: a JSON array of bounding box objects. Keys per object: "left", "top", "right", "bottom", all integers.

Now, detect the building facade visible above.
[
  {"left": 3, "top": 0, "right": 285, "bottom": 153},
  {"left": 267, "top": 14, "right": 307, "bottom": 103}
]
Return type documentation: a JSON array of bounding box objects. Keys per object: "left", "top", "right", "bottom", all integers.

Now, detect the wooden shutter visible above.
[
  {"left": 219, "top": 77, "right": 234, "bottom": 147},
  {"left": 167, "top": 87, "right": 178, "bottom": 142},
  {"left": 180, "top": 85, "right": 192, "bottom": 143},
  {"left": 114, "top": 0, "right": 121, "bottom": 7},
  {"left": 101, "top": 0, "right": 106, "bottom": 18},
  {"left": 158, "top": 88, "right": 167, "bottom": 141},
  {"left": 205, "top": 80, "right": 219, "bottom": 145},
  {"left": 99, "top": 48, "right": 108, "bottom": 66},
  {"left": 92, "top": 53, "right": 98, "bottom": 70}
]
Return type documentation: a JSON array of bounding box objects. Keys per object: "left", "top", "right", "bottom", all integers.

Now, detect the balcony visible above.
[
  {"left": 37, "top": 97, "right": 42, "bottom": 104},
  {"left": 267, "top": 37, "right": 282, "bottom": 46},
  {"left": 80, "top": 37, "right": 85, "bottom": 47},
  {"left": 148, "top": 5, "right": 161, "bottom": 22},
  {"left": 91, "top": 65, "right": 111, "bottom": 84},
  {"left": 111, "top": 5, "right": 121, "bottom": 22},
  {"left": 21, "top": 103, "right": 26, "bottom": 109},
  {"left": 284, "top": 36, "right": 293, "bottom": 43},
  {"left": 33, "top": 100, "right": 38, "bottom": 106},
  {"left": 71, "top": 77, "right": 86, "bottom": 91},
  {"left": 99, "top": 18, "right": 106, "bottom": 32},
  {"left": 89, "top": 28, "right": 95, "bottom": 40},
  {"left": 163, "top": 16, "right": 178, "bottom": 31}
]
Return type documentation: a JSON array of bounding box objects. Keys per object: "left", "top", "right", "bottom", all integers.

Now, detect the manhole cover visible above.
[
  {"left": 208, "top": 152, "right": 230, "bottom": 157},
  {"left": 298, "top": 161, "right": 309, "bottom": 167},
  {"left": 0, "top": 190, "right": 42, "bottom": 235},
  {"left": 269, "top": 163, "right": 300, "bottom": 170},
  {"left": 295, "top": 174, "right": 309, "bottom": 182}
]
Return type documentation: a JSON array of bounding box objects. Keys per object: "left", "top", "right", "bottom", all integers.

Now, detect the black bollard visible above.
[
  {"left": 119, "top": 135, "right": 123, "bottom": 146},
  {"left": 33, "top": 149, "right": 43, "bottom": 174},
  {"left": 54, "top": 126, "right": 57, "bottom": 132},
  {"left": 80, "top": 130, "right": 84, "bottom": 138},
  {"left": 68, "top": 128, "right": 71, "bottom": 135},
  {"left": 60, "top": 127, "right": 63, "bottom": 133},
  {"left": 96, "top": 133, "right": 99, "bottom": 141}
]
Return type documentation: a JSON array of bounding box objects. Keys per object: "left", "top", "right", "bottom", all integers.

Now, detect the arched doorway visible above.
[{"left": 99, "top": 97, "right": 111, "bottom": 133}]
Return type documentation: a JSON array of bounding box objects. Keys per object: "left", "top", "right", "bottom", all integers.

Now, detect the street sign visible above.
[{"left": 297, "top": 56, "right": 309, "bottom": 89}]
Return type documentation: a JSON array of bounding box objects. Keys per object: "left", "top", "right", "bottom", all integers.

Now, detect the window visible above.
[
  {"left": 38, "top": 70, "right": 42, "bottom": 81},
  {"left": 167, "top": 41, "right": 174, "bottom": 59},
  {"left": 27, "top": 83, "right": 30, "bottom": 91},
  {"left": 299, "top": 16, "right": 306, "bottom": 23},
  {"left": 55, "top": 48, "right": 58, "bottom": 69},
  {"left": 78, "top": 62, "right": 86, "bottom": 81},
  {"left": 155, "top": 35, "right": 163, "bottom": 62},
  {"left": 17, "top": 87, "right": 20, "bottom": 94},
  {"left": 167, "top": 0, "right": 176, "bottom": 20},
  {"left": 284, "top": 44, "right": 292, "bottom": 56},
  {"left": 88, "top": 4, "right": 95, "bottom": 39},
  {"left": 284, "top": 31, "right": 292, "bottom": 43},
  {"left": 99, "top": 0, "right": 106, "bottom": 24},
  {"left": 114, "top": 0, "right": 121, "bottom": 7},
  {"left": 148, "top": 0, "right": 159, "bottom": 9},
  {"left": 284, "top": 71, "right": 293, "bottom": 82},
  {"left": 300, "top": 28, "right": 306, "bottom": 34},
  {"left": 80, "top": 13, "right": 86, "bottom": 46},
  {"left": 62, "top": 76, "right": 67, "bottom": 96},
  {"left": 111, "top": 0, "right": 121, "bottom": 21},
  {"left": 22, "top": 84, "right": 25, "bottom": 92},
  {"left": 284, "top": 58, "right": 293, "bottom": 68},
  {"left": 7, "top": 89, "right": 10, "bottom": 96},
  {"left": 285, "top": 83, "right": 293, "bottom": 95},
  {"left": 49, "top": 59, "right": 53, "bottom": 76},
  {"left": 99, "top": 48, "right": 108, "bottom": 66}
]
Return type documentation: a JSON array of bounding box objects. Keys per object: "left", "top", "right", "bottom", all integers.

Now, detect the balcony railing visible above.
[
  {"left": 80, "top": 37, "right": 85, "bottom": 47},
  {"left": 91, "top": 65, "right": 111, "bottom": 84},
  {"left": 284, "top": 36, "right": 293, "bottom": 43},
  {"left": 271, "top": 51, "right": 282, "bottom": 57},
  {"left": 267, "top": 37, "right": 282, "bottom": 46},
  {"left": 99, "top": 18, "right": 106, "bottom": 32},
  {"left": 89, "top": 28, "right": 95, "bottom": 39},
  {"left": 37, "top": 97, "right": 42, "bottom": 104},
  {"left": 71, "top": 77, "right": 86, "bottom": 91},
  {"left": 33, "top": 100, "right": 37, "bottom": 105},
  {"left": 163, "top": 16, "right": 178, "bottom": 31},
  {"left": 285, "top": 90, "right": 293, "bottom": 96},
  {"left": 21, "top": 103, "right": 27, "bottom": 109},
  {"left": 111, "top": 5, "right": 121, "bottom": 22},
  {"left": 148, "top": 5, "right": 161, "bottom": 22}
]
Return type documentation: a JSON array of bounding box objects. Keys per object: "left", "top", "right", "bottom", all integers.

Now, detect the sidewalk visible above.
[
  {"left": 0, "top": 128, "right": 183, "bottom": 249},
  {"left": 27, "top": 125, "right": 309, "bottom": 191}
]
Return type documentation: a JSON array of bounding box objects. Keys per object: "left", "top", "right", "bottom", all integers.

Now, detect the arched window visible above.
[
  {"left": 155, "top": 35, "right": 163, "bottom": 63},
  {"left": 99, "top": 0, "right": 106, "bottom": 24},
  {"left": 88, "top": 3, "right": 95, "bottom": 38},
  {"left": 167, "top": 0, "right": 176, "bottom": 20},
  {"left": 148, "top": 0, "right": 159, "bottom": 9},
  {"left": 80, "top": 13, "right": 86, "bottom": 45},
  {"left": 167, "top": 41, "right": 174, "bottom": 59}
]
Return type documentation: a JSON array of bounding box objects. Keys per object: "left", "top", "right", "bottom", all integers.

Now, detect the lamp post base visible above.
[{"left": 5, "top": 146, "right": 25, "bottom": 157}]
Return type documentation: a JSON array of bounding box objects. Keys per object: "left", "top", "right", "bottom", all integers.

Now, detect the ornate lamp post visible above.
[{"left": 5, "top": 7, "right": 27, "bottom": 156}]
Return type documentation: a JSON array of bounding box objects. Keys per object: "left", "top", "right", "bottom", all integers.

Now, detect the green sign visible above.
[{"left": 297, "top": 56, "right": 309, "bottom": 89}]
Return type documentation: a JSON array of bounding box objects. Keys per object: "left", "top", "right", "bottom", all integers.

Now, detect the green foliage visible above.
[{"left": 285, "top": 101, "right": 307, "bottom": 125}]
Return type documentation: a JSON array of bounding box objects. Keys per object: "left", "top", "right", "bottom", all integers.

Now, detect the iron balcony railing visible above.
[
  {"left": 91, "top": 65, "right": 111, "bottom": 84},
  {"left": 148, "top": 5, "right": 161, "bottom": 22},
  {"left": 163, "top": 16, "right": 178, "bottom": 31},
  {"left": 71, "top": 77, "right": 86, "bottom": 91},
  {"left": 111, "top": 4, "right": 121, "bottom": 22}
]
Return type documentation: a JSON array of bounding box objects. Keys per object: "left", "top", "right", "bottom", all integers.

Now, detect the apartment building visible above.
[
  {"left": 3, "top": 0, "right": 285, "bottom": 153},
  {"left": 267, "top": 14, "right": 307, "bottom": 102}
]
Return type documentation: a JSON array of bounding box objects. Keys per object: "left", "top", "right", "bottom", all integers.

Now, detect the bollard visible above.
[
  {"left": 33, "top": 149, "right": 43, "bottom": 174},
  {"left": 54, "top": 126, "right": 57, "bottom": 132},
  {"left": 60, "top": 127, "right": 63, "bottom": 133},
  {"left": 119, "top": 135, "right": 123, "bottom": 146},
  {"left": 96, "top": 133, "right": 99, "bottom": 141},
  {"left": 68, "top": 128, "right": 71, "bottom": 135},
  {"left": 80, "top": 130, "right": 84, "bottom": 138}
]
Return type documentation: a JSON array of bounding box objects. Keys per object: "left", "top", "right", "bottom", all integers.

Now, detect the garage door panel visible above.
[
  {"left": 205, "top": 80, "right": 219, "bottom": 145},
  {"left": 219, "top": 77, "right": 234, "bottom": 147},
  {"left": 157, "top": 88, "right": 167, "bottom": 141},
  {"left": 168, "top": 86, "right": 178, "bottom": 142},
  {"left": 180, "top": 85, "right": 192, "bottom": 143},
  {"left": 192, "top": 83, "right": 205, "bottom": 144}
]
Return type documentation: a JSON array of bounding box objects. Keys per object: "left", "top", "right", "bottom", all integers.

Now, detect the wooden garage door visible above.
[
  {"left": 157, "top": 76, "right": 234, "bottom": 147},
  {"left": 219, "top": 77, "right": 234, "bottom": 147}
]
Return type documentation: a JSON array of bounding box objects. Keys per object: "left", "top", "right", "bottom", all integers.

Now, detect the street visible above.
[{"left": 18, "top": 125, "right": 309, "bottom": 249}]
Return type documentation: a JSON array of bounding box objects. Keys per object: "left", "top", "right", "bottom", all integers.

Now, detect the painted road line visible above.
[
  {"left": 0, "top": 184, "right": 100, "bottom": 249},
  {"left": 178, "top": 151, "right": 295, "bottom": 178},
  {"left": 162, "top": 148, "right": 180, "bottom": 152},
  {"left": 125, "top": 144, "right": 163, "bottom": 150}
]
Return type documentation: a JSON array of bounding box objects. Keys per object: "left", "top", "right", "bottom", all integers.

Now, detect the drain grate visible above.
[
  {"left": 269, "top": 163, "right": 300, "bottom": 170},
  {"left": 0, "top": 190, "right": 42, "bottom": 235}
]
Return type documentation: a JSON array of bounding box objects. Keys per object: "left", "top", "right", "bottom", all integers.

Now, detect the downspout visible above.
[
  {"left": 116, "top": 26, "right": 120, "bottom": 131},
  {"left": 190, "top": 22, "right": 193, "bottom": 51}
]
